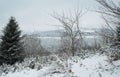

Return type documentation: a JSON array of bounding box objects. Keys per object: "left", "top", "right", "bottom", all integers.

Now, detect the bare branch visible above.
[
  {"left": 52, "top": 9, "right": 84, "bottom": 56},
  {"left": 101, "top": 14, "right": 116, "bottom": 34}
]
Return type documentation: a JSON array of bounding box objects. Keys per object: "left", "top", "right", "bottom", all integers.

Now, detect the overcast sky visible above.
[{"left": 0, "top": 0, "right": 105, "bottom": 32}]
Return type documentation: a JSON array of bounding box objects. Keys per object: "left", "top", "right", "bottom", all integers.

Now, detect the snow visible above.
[
  {"left": 1, "top": 69, "right": 39, "bottom": 77},
  {"left": 0, "top": 54, "right": 120, "bottom": 77},
  {"left": 71, "top": 55, "right": 120, "bottom": 77}
]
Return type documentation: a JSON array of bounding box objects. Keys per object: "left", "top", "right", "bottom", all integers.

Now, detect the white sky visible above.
[{"left": 0, "top": 0, "right": 105, "bottom": 32}]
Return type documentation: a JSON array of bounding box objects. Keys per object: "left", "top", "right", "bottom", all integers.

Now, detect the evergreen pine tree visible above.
[{"left": 0, "top": 17, "right": 24, "bottom": 65}]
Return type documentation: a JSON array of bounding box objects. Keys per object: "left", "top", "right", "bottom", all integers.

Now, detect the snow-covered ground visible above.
[{"left": 0, "top": 54, "right": 120, "bottom": 77}]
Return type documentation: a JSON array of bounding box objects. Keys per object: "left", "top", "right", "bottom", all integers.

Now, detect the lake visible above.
[{"left": 39, "top": 36, "right": 103, "bottom": 51}]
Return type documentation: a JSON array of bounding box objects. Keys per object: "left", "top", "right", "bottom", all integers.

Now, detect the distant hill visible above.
[{"left": 22, "top": 28, "right": 100, "bottom": 37}]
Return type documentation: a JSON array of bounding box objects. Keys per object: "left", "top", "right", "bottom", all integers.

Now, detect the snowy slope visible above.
[
  {"left": 1, "top": 54, "right": 120, "bottom": 77},
  {"left": 72, "top": 55, "right": 120, "bottom": 77}
]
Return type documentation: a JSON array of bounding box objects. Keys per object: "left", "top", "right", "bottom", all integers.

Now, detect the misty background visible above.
[{"left": 0, "top": 0, "right": 104, "bottom": 32}]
